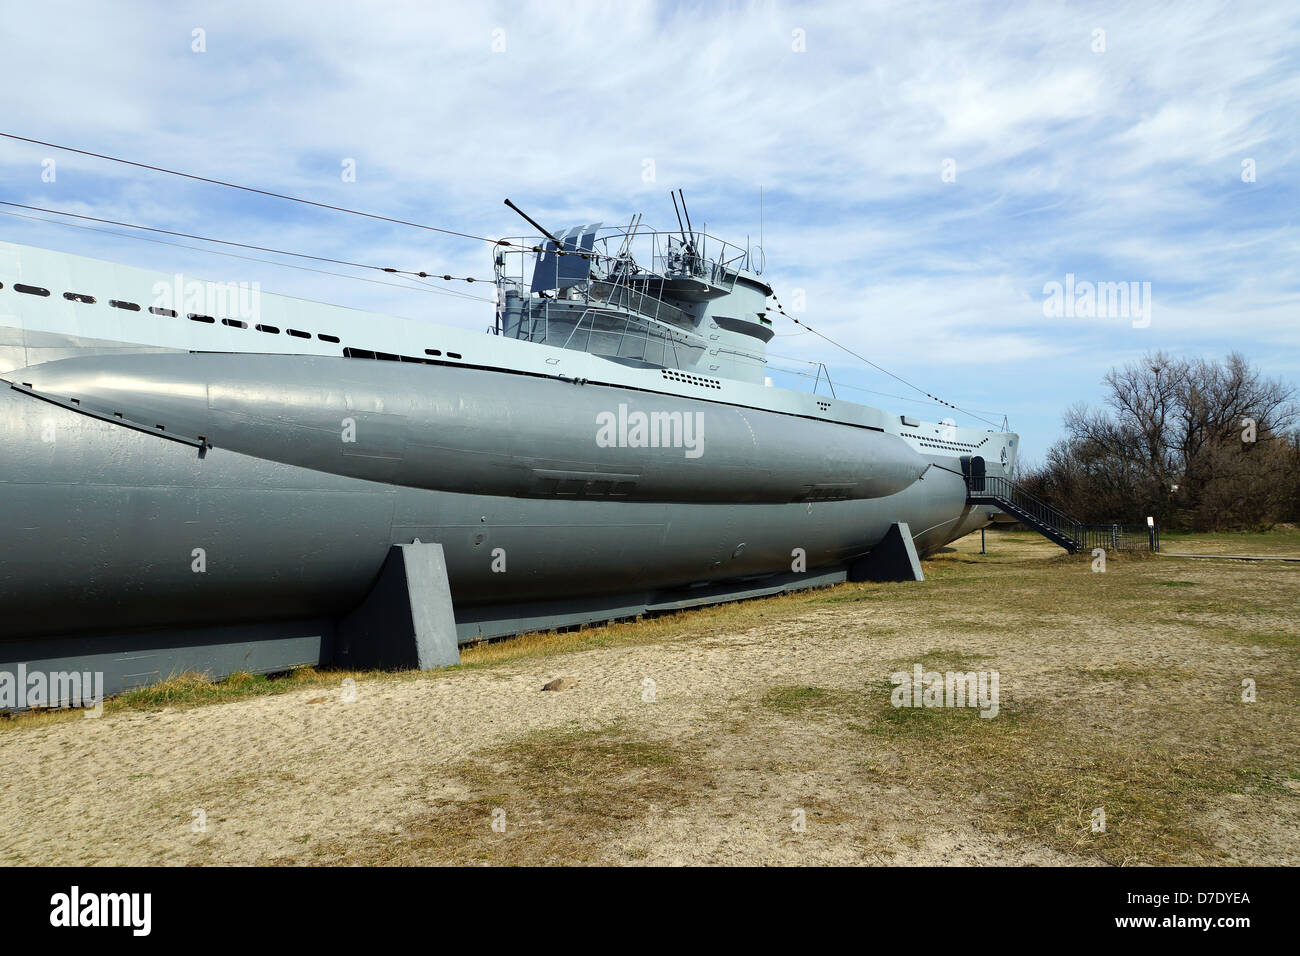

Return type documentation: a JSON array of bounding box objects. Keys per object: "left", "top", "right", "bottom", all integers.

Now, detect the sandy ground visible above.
[
  {"left": 1, "top": 532, "right": 1296, "bottom": 866},
  {"left": 2, "top": 610, "right": 1071, "bottom": 865}
]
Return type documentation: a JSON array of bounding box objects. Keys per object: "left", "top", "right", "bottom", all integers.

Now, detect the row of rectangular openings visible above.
[
  {"left": 796, "top": 485, "right": 854, "bottom": 502},
  {"left": 3, "top": 281, "right": 345, "bottom": 343},
  {"left": 113, "top": 301, "right": 304, "bottom": 337},
  {"left": 538, "top": 476, "right": 635, "bottom": 497},
  {"left": 901, "top": 429, "right": 981, "bottom": 452},
  {"left": 345, "top": 347, "right": 465, "bottom": 364},
  {"left": 661, "top": 368, "right": 722, "bottom": 390},
  {"left": 345, "top": 347, "right": 463, "bottom": 363}
]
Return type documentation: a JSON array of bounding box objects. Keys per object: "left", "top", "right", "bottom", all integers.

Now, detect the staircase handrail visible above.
[{"left": 968, "top": 475, "right": 1083, "bottom": 541}]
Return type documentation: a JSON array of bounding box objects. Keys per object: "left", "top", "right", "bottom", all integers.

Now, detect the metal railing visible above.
[
  {"left": 588, "top": 279, "right": 696, "bottom": 329},
  {"left": 494, "top": 225, "right": 758, "bottom": 293},
  {"left": 968, "top": 475, "right": 1159, "bottom": 553},
  {"left": 1077, "top": 523, "right": 1161, "bottom": 553},
  {"left": 968, "top": 475, "right": 1083, "bottom": 543},
  {"left": 555, "top": 305, "right": 704, "bottom": 367}
]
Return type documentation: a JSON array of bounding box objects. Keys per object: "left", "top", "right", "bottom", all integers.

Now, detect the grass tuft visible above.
[{"left": 303, "top": 723, "right": 707, "bottom": 865}]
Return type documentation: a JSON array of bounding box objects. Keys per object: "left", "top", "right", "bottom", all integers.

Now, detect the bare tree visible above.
[{"left": 1022, "top": 352, "right": 1298, "bottom": 530}]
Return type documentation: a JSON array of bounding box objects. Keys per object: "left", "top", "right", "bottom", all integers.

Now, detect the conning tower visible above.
[{"left": 495, "top": 200, "right": 774, "bottom": 385}]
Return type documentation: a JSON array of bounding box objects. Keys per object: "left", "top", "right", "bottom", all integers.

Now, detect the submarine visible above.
[{"left": 0, "top": 198, "right": 1017, "bottom": 700}]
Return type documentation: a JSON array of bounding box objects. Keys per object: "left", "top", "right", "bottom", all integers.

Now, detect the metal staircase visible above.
[
  {"left": 967, "top": 475, "right": 1085, "bottom": 551},
  {"left": 965, "top": 475, "right": 1160, "bottom": 554}
]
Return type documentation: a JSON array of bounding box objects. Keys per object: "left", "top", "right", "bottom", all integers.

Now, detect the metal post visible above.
[{"left": 981, "top": 527, "right": 986, "bottom": 554}]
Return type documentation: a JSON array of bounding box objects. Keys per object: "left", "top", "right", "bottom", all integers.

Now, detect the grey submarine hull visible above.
[{"left": 0, "top": 352, "right": 973, "bottom": 688}]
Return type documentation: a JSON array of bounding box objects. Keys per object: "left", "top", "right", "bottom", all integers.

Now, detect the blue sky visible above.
[{"left": 1, "top": 0, "right": 1296, "bottom": 459}]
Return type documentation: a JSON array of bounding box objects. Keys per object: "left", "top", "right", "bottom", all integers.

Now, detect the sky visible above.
[{"left": 0, "top": 0, "right": 1296, "bottom": 461}]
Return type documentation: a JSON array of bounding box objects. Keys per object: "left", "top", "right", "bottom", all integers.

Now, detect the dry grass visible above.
[
  {"left": 1161, "top": 523, "right": 1300, "bottom": 556},
  {"left": 741, "top": 674, "right": 1273, "bottom": 865},
  {"left": 456, "top": 591, "right": 844, "bottom": 668},
  {"left": 0, "top": 664, "right": 441, "bottom": 730},
  {"left": 304, "top": 723, "right": 709, "bottom": 866}
]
